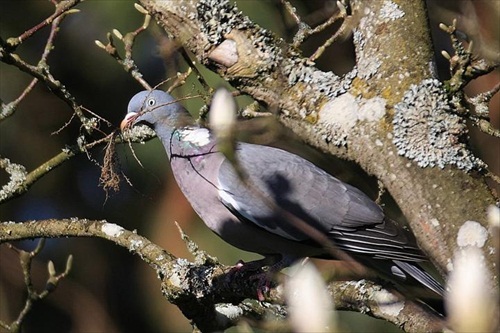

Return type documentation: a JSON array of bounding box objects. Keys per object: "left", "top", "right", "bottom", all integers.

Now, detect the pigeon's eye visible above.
[{"left": 147, "top": 98, "right": 156, "bottom": 107}]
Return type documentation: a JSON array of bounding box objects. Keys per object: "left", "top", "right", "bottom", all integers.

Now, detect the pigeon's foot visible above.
[
  {"left": 225, "top": 255, "right": 297, "bottom": 301},
  {"left": 249, "top": 271, "right": 273, "bottom": 301},
  {"left": 224, "top": 258, "right": 270, "bottom": 284}
]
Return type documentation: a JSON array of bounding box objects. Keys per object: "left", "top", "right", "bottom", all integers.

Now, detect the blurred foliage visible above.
[{"left": 0, "top": 1, "right": 497, "bottom": 332}]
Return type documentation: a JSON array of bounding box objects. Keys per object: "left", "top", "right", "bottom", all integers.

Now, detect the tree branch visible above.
[
  {"left": 0, "top": 125, "right": 157, "bottom": 204},
  {"left": 0, "top": 4, "right": 89, "bottom": 129},
  {"left": 331, "top": 280, "right": 445, "bottom": 332},
  {"left": 0, "top": 240, "right": 73, "bottom": 332},
  {"left": 3, "top": 0, "right": 82, "bottom": 50},
  {"left": 0, "top": 219, "right": 444, "bottom": 332}
]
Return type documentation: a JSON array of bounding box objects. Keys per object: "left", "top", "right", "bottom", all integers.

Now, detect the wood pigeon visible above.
[{"left": 121, "top": 89, "right": 445, "bottom": 298}]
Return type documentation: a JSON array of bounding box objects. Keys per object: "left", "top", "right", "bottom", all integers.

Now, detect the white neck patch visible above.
[{"left": 179, "top": 127, "right": 211, "bottom": 146}]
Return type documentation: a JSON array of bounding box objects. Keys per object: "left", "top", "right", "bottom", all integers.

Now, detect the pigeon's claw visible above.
[
  {"left": 225, "top": 255, "right": 297, "bottom": 301},
  {"left": 249, "top": 271, "right": 273, "bottom": 301}
]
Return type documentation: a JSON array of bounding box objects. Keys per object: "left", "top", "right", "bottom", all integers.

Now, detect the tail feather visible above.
[{"left": 393, "top": 259, "right": 445, "bottom": 296}]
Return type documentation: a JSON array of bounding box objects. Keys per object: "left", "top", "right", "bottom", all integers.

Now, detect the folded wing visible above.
[{"left": 217, "top": 143, "right": 425, "bottom": 262}]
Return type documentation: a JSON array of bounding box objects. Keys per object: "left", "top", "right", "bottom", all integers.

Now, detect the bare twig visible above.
[
  {"left": 3, "top": 0, "right": 81, "bottom": 50},
  {"left": 467, "top": 82, "right": 500, "bottom": 124},
  {"left": 0, "top": 78, "right": 37, "bottom": 121},
  {"left": 0, "top": 129, "right": 159, "bottom": 204},
  {"left": 309, "top": 2, "right": 350, "bottom": 62},
  {"left": 174, "top": 221, "right": 218, "bottom": 265},
  {"left": 167, "top": 68, "right": 193, "bottom": 93},
  {"left": 0, "top": 240, "right": 73, "bottom": 333},
  {"left": 95, "top": 4, "right": 152, "bottom": 90},
  {"left": 0, "top": 46, "right": 92, "bottom": 131},
  {"left": 440, "top": 20, "right": 500, "bottom": 137},
  {"left": 280, "top": 0, "right": 349, "bottom": 53},
  {"left": 179, "top": 48, "right": 212, "bottom": 95},
  {"left": 440, "top": 19, "right": 499, "bottom": 93},
  {"left": 280, "top": 0, "right": 303, "bottom": 26},
  {"left": 0, "top": 5, "right": 82, "bottom": 123},
  {"left": 472, "top": 117, "right": 500, "bottom": 138}
]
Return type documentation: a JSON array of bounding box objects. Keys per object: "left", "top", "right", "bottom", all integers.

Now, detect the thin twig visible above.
[
  {"left": 0, "top": 6, "right": 81, "bottom": 123},
  {"left": 440, "top": 19, "right": 499, "bottom": 93},
  {"left": 440, "top": 20, "right": 500, "bottom": 138},
  {"left": 4, "top": 0, "right": 81, "bottom": 50},
  {"left": 167, "top": 68, "right": 193, "bottom": 93},
  {"left": 468, "top": 82, "right": 500, "bottom": 118},
  {"left": 1, "top": 239, "right": 73, "bottom": 333},
  {"left": 280, "top": 0, "right": 347, "bottom": 49},
  {"left": 0, "top": 46, "right": 91, "bottom": 131},
  {"left": 179, "top": 48, "right": 212, "bottom": 95},
  {"left": 0, "top": 78, "right": 38, "bottom": 121},
  {"left": 309, "top": 3, "right": 350, "bottom": 62},
  {"left": 472, "top": 117, "right": 500, "bottom": 138},
  {"left": 280, "top": 0, "right": 302, "bottom": 26},
  {"left": 0, "top": 129, "right": 159, "bottom": 204},
  {"left": 95, "top": 4, "right": 152, "bottom": 90}
]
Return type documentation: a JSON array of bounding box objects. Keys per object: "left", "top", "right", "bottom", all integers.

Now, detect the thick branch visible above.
[
  {"left": 0, "top": 219, "right": 444, "bottom": 332},
  {"left": 331, "top": 280, "right": 445, "bottom": 332}
]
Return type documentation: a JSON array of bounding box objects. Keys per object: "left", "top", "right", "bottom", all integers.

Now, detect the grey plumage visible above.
[{"left": 122, "top": 89, "right": 445, "bottom": 297}]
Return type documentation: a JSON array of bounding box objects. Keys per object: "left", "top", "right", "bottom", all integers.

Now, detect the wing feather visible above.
[{"left": 217, "top": 143, "right": 422, "bottom": 261}]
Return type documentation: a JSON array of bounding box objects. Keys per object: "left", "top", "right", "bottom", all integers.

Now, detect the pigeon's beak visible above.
[
  {"left": 119, "top": 119, "right": 129, "bottom": 131},
  {"left": 120, "top": 112, "right": 137, "bottom": 131}
]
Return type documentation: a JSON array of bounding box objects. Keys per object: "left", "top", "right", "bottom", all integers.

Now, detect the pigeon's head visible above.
[{"left": 120, "top": 90, "right": 190, "bottom": 131}]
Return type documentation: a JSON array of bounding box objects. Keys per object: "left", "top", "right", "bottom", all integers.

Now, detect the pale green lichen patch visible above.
[
  {"left": 393, "top": 79, "right": 485, "bottom": 171},
  {"left": 121, "top": 124, "right": 156, "bottom": 142},
  {"left": 457, "top": 220, "right": 488, "bottom": 248},
  {"left": 374, "top": 288, "right": 404, "bottom": 316},
  {"left": 215, "top": 303, "right": 243, "bottom": 326},
  {"left": 101, "top": 222, "right": 124, "bottom": 238},
  {"left": 196, "top": 0, "right": 281, "bottom": 74},
  {"left": 380, "top": 0, "right": 405, "bottom": 21},
  {"left": 0, "top": 158, "right": 28, "bottom": 201},
  {"left": 317, "top": 93, "right": 386, "bottom": 146}
]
